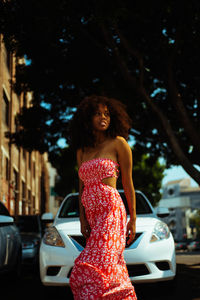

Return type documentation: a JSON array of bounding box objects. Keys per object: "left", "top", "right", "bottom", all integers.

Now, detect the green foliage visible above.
[
  {"left": 119, "top": 145, "right": 165, "bottom": 206},
  {"left": 132, "top": 154, "right": 165, "bottom": 207},
  {"left": 50, "top": 147, "right": 78, "bottom": 197},
  {"left": 189, "top": 210, "right": 200, "bottom": 239}
]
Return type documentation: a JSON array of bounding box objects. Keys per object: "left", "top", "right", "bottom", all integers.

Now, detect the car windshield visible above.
[
  {"left": 0, "top": 202, "right": 10, "bottom": 216},
  {"left": 59, "top": 191, "right": 153, "bottom": 218},
  {"left": 15, "top": 216, "right": 41, "bottom": 233}
]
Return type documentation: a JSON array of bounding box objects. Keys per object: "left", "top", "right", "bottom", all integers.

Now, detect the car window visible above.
[
  {"left": 59, "top": 195, "right": 79, "bottom": 218},
  {"left": 0, "top": 202, "right": 10, "bottom": 216},
  {"left": 58, "top": 191, "right": 153, "bottom": 218},
  {"left": 120, "top": 192, "right": 153, "bottom": 215}
]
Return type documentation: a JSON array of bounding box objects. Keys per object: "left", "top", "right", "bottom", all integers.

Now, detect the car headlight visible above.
[
  {"left": 150, "top": 221, "right": 170, "bottom": 243},
  {"left": 43, "top": 226, "right": 65, "bottom": 247}
]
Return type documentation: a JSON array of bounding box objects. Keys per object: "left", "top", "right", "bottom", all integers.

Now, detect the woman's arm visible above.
[
  {"left": 77, "top": 149, "right": 91, "bottom": 239},
  {"left": 116, "top": 137, "right": 136, "bottom": 245}
]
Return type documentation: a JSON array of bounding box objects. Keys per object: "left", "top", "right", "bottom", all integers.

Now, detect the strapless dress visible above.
[{"left": 69, "top": 158, "right": 137, "bottom": 299}]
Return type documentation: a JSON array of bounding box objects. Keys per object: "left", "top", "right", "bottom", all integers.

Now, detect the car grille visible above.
[
  {"left": 127, "top": 264, "right": 149, "bottom": 277},
  {"left": 70, "top": 235, "right": 87, "bottom": 248},
  {"left": 67, "top": 264, "right": 149, "bottom": 278},
  {"left": 155, "top": 261, "right": 170, "bottom": 271},
  {"left": 69, "top": 232, "right": 143, "bottom": 249},
  {"left": 125, "top": 232, "right": 143, "bottom": 248}
]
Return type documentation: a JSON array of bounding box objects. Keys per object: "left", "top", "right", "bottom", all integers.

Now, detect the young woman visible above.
[{"left": 69, "top": 95, "right": 137, "bottom": 299}]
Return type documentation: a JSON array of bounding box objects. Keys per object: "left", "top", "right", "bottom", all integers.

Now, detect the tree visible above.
[
  {"left": 189, "top": 210, "right": 200, "bottom": 239},
  {"left": 52, "top": 147, "right": 78, "bottom": 197},
  {"left": 131, "top": 146, "right": 165, "bottom": 206},
  {"left": 0, "top": 0, "right": 200, "bottom": 184}
]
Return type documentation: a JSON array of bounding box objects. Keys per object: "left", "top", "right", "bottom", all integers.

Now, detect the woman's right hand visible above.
[{"left": 80, "top": 218, "right": 91, "bottom": 239}]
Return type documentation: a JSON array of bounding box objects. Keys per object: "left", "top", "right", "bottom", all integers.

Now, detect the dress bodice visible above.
[{"left": 79, "top": 158, "right": 119, "bottom": 186}]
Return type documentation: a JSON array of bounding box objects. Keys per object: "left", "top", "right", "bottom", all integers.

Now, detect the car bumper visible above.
[
  {"left": 40, "top": 232, "right": 176, "bottom": 286},
  {"left": 125, "top": 233, "right": 176, "bottom": 283},
  {"left": 40, "top": 241, "right": 75, "bottom": 286},
  {"left": 22, "top": 248, "right": 38, "bottom": 261}
]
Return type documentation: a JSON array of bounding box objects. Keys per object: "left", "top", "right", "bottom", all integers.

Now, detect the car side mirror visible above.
[
  {"left": 0, "top": 215, "right": 14, "bottom": 225},
  {"left": 41, "top": 212, "right": 54, "bottom": 223},
  {"left": 155, "top": 207, "right": 170, "bottom": 218}
]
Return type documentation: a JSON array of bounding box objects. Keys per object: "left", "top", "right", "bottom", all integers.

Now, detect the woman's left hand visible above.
[{"left": 126, "top": 218, "right": 136, "bottom": 245}]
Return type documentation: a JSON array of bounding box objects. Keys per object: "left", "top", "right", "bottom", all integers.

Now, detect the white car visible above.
[{"left": 40, "top": 190, "right": 176, "bottom": 286}]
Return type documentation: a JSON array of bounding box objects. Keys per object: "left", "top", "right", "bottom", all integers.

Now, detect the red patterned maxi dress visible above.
[{"left": 69, "top": 158, "right": 137, "bottom": 300}]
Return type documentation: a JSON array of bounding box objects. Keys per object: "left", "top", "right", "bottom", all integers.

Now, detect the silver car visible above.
[{"left": 0, "top": 201, "right": 22, "bottom": 278}]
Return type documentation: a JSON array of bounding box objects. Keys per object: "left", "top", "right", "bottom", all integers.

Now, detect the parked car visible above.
[
  {"left": 40, "top": 190, "right": 176, "bottom": 286},
  {"left": 0, "top": 201, "right": 22, "bottom": 278},
  {"left": 187, "top": 240, "right": 200, "bottom": 251},
  {"left": 15, "top": 215, "right": 45, "bottom": 266},
  {"left": 175, "top": 241, "right": 188, "bottom": 251}
]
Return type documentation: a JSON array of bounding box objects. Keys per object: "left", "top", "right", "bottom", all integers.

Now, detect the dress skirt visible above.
[{"left": 70, "top": 182, "right": 137, "bottom": 299}]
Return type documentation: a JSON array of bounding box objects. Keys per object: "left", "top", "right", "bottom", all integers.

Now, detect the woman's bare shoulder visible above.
[
  {"left": 77, "top": 148, "right": 84, "bottom": 166},
  {"left": 77, "top": 148, "right": 83, "bottom": 156},
  {"left": 115, "top": 136, "right": 129, "bottom": 147},
  {"left": 113, "top": 137, "right": 132, "bottom": 172}
]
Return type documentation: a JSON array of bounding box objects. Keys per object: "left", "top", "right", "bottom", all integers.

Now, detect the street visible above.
[{"left": 1, "top": 251, "right": 200, "bottom": 300}]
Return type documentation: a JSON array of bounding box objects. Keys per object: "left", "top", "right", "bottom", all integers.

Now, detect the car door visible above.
[
  {"left": 0, "top": 219, "right": 6, "bottom": 268},
  {"left": 0, "top": 202, "right": 15, "bottom": 270}
]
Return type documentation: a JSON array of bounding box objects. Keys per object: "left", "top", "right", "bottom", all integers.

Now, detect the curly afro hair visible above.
[{"left": 68, "top": 95, "right": 132, "bottom": 150}]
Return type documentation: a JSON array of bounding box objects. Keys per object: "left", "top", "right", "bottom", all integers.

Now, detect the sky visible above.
[{"left": 162, "top": 165, "right": 199, "bottom": 187}]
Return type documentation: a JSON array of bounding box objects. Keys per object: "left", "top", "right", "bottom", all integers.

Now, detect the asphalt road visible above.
[{"left": 1, "top": 251, "right": 200, "bottom": 300}]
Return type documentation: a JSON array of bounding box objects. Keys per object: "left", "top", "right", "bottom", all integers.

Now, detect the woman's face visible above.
[{"left": 92, "top": 104, "right": 110, "bottom": 132}]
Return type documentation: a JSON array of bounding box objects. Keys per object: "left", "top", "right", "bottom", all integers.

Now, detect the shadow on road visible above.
[
  {"left": 134, "top": 262, "right": 200, "bottom": 300},
  {"left": 1, "top": 259, "right": 200, "bottom": 300}
]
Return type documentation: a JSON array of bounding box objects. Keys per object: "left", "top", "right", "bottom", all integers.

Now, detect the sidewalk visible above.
[{"left": 176, "top": 251, "right": 200, "bottom": 267}]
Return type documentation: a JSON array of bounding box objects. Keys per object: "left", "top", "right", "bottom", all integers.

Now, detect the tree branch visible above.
[
  {"left": 100, "top": 23, "right": 137, "bottom": 89},
  {"left": 99, "top": 22, "right": 200, "bottom": 185},
  {"left": 114, "top": 25, "right": 144, "bottom": 87},
  {"left": 165, "top": 15, "right": 200, "bottom": 153},
  {"left": 167, "top": 61, "right": 200, "bottom": 153},
  {"left": 141, "top": 89, "right": 200, "bottom": 185}
]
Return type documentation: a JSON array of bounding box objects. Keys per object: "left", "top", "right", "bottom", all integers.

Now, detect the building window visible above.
[
  {"left": 23, "top": 93, "right": 27, "bottom": 108},
  {"left": 28, "top": 189, "right": 31, "bottom": 204},
  {"left": 28, "top": 152, "right": 31, "bottom": 169},
  {"left": 2, "top": 90, "right": 10, "bottom": 126},
  {"left": 23, "top": 149, "right": 26, "bottom": 160},
  {"left": 32, "top": 195, "right": 35, "bottom": 212},
  {"left": 28, "top": 189, "right": 32, "bottom": 214},
  {"left": 5, "top": 157, "right": 9, "bottom": 181},
  {"left": 14, "top": 115, "right": 19, "bottom": 133},
  {"left": 33, "top": 161, "right": 36, "bottom": 178},
  {"left": 5, "top": 46, "right": 11, "bottom": 71},
  {"left": 22, "top": 181, "right": 26, "bottom": 201},
  {"left": 13, "top": 169, "right": 19, "bottom": 201}
]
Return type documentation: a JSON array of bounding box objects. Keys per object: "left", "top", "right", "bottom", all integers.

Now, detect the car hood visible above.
[{"left": 54, "top": 216, "right": 159, "bottom": 235}]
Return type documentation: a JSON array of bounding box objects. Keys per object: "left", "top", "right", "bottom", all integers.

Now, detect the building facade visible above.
[
  {"left": 48, "top": 163, "right": 62, "bottom": 217},
  {"left": 0, "top": 35, "right": 50, "bottom": 216},
  {"left": 158, "top": 178, "right": 200, "bottom": 241}
]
